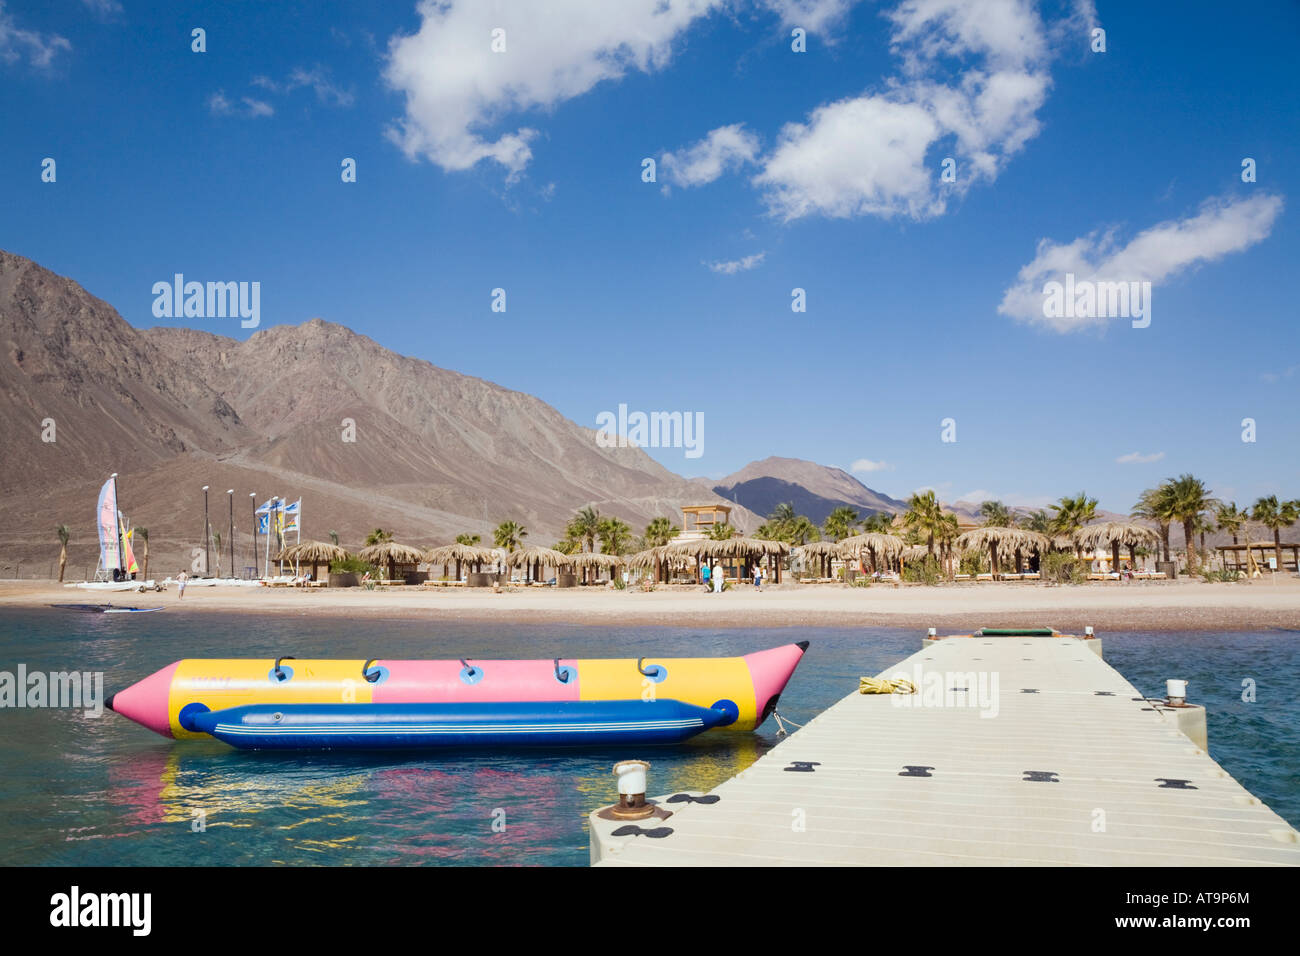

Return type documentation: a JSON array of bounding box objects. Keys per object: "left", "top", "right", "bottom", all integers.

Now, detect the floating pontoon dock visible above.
[{"left": 590, "top": 631, "right": 1300, "bottom": 866}]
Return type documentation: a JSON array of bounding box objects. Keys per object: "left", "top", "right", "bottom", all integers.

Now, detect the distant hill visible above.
[
  {"left": 713, "top": 457, "right": 908, "bottom": 526},
  {"left": 0, "top": 250, "right": 752, "bottom": 576}
]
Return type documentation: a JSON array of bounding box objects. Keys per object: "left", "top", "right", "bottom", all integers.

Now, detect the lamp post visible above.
[
  {"left": 202, "top": 485, "right": 210, "bottom": 578},
  {"left": 227, "top": 489, "right": 235, "bottom": 580},
  {"left": 250, "top": 492, "right": 258, "bottom": 581}
]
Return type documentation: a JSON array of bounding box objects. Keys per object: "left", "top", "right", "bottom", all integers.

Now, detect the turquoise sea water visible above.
[{"left": 1, "top": 610, "right": 1296, "bottom": 865}]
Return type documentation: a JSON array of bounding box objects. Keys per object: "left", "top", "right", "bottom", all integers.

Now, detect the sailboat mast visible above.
[{"left": 112, "top": 473, "right": 125, "bottom": 571}]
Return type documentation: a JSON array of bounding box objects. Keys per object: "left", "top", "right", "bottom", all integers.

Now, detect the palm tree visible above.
[
  {"left": 769, "top": 503, "right": 797, "bottom": 525},
  {"left": 493, "top": 520, "right": 527, "bottom": 552},
  {"left": 1167, "top": 474, "right": 1218, "bottom": 570},
  {"left": 56, "top": 525, "right": 69, "bottom": 583},
  {"left": 1133, "top": 485, "right": 1176, "bottom": 563},
  {"left": 1050, "top": 492, "right": 1098, "bottom": 555},
  {"left": 1193, "top": 514, "right": 1215, "bottom": 567},
  {"left": 823, "top": 506, "right": 859, "bottom": 541},
  {"left": 1251, "top": 496, "right": 1299, "bottom": 571},
  {"left": 786, "top": 515, "right": 820, "bottom": 545},
  {"left": 136, "top": 527, "right": 149, "bottom": 580},
  {"left": 365, "top": 528, "right": 394, "bottom": 546},
  {"left": 598, "top": 517, "right": 633, "bottom": 555},
  {"left": 643, "top": 517, "right": 680, "bottom": 548},
  {"left": 1021, "top": 509, "right": 1053, "bottom": 535},
  {"left": 937, "top": 512, "right": 960, "bottom": 579},
  {"left": 455, "top": 532, "right": 481, "bottom": 546},
  {"left": 567, "top": 506, "right": 601, "bottom": 554},
  {"left": 861, "top": 511, "right": 895, "bottom": 533},
  {"left": 979, "top": 500, "right": 1016, "bottom": 528},
  {"left": 707, "top": 522, "right": 737, "bottom": 541},
  {"left": 1215, "top": 503, "right": 1246, "bottom": 545},
  {"left": 903, "top": 490, "right": 944, "bottom": 557},
  {"left": 552, "top": 538, "right": 581, "bottom": 555}
]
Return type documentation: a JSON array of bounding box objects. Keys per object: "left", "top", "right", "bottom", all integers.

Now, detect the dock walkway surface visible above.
[{"left": 590, "top": 636, "right": 1300, "bottom": 866}]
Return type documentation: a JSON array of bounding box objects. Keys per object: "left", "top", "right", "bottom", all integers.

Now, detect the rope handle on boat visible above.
[
  {"left": 554, "top": 658, "right": 569, "bottom": 683},
  {"left": 460, "top": 658, "right": 479, "bottom": 679},
  {"left": 273, "top": 656, "right": 295, "bottom": 681},
  {"left": 362, "top": 659, "right": 382, "bottom": 683},
  {"left": 772, "top": 709, "right": 806, "bottom": 738}
]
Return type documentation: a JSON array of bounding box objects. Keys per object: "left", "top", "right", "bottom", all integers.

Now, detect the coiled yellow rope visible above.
[{"left": 859, "top": 676, "right": 917, "bottom": 695}]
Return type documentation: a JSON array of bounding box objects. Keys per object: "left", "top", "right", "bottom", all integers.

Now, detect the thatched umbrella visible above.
[
  {"left": 506, "top": 546, "right": 573, "bottom": 583},
  {"left": 796, "top": 541, "right": 840, "bottom": 579},
  {"left": 275, "top": 541, "right": 351, "bottom": 582},
  {"left": 570, "top": 552, "right": 626, "bottom": 584},
  {"left": 425, "top": 543, "right": 497, "bottom": 581},
  {"left": 666, "top": 536, "right": 790, "bottom": 583},
  {"left": 358, "top": 541, "right": 427, "bottom": 581},
  {"left": 838, "top": 532, "right": 905, "bottom": 573},
  {"left": 1075, "top": 521, "right": 1160, "bottom": 573},
  {"left": 628, "top": 545, "right": 693, "bottom": 583},
  {"left": 957, "top": 528, "right": 1050, "bottom": 579}
]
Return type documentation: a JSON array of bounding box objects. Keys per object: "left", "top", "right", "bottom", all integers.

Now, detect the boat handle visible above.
[
  {"left": 273, "top": 656, "right": 295, "bottom": 681},
  {"left": 637, "top": 657, "right": 657, "bottom": 677},
  {"left": 460, "top": 658, "right": 479, "bottom": 679},
  {"left": 554, "top": 658, "right": 569, "bottom": 683},
  {"left": 362, "top": 659, "right": 382, "bottom": 683}
]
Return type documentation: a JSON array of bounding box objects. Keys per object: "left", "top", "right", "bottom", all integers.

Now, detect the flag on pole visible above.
[
  {"left": 255, "top": 499, "right": 275, "bottom": 535},
  {"left": 283, "top": 499, "right": 301, "bottom": 534}
]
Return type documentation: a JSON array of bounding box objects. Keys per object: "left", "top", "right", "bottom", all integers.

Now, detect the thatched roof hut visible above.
[
  {"left": 425, "top": 543, "right": 497, "bottom": 579},
  {"left": 956, "top": 527, "right": 1050, "bottom": 578},
  {"left": 275, "top": 541, "right": 351, "bottom": 582},
  {"left": 358, "top": 541, "right": 427, "bottom": 580},
  {"left": 838, "top": 532, "right": 905, "bottom": 571},
  {"left": 1075, "top": 521, "right": 1159, "bottom": 570},
  {"left": 795, "top": 540, "right": 840, "bottom": 578},
  {"left": 570, "top": 551, "right": 626, "bottom": 583},
  {"left": 665, "top": 536, "right": 790, "bottom": 582},
  {"left": 506, "top": 546, "right": 573, "bottom": 582},
  {"left": 628, "top": 545, "right": 695, "bottom": 582}
]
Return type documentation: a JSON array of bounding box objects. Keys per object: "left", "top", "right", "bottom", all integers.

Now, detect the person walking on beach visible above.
[
  {"left": 176, "top": 570, "right": 187, "bottom": 599},
  {"left": 754, "top": 563, "right": 763, "bottom": 590},
  {"left": 712, "top": 561, "right": 723, "bottom": 593},
  {"left": 701, "top": 562, "right": 711, "bottom": 593}
]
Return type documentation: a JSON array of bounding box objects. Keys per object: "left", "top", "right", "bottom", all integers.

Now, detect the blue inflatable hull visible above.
[{"left": 181, "top": 699, "right": 731, "bottom": 750}]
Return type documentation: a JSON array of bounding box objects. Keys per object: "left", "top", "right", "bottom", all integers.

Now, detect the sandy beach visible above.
[{"left": 6, "top": 577, "right": 1300, "bottom": 632}]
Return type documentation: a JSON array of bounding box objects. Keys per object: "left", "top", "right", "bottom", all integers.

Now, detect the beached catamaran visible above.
[
  {"left": 107, "top": 643, "right": 809, "bottom": 749},
  {"left": 69, "top": 474, "right": 160, "bottom": 592}
]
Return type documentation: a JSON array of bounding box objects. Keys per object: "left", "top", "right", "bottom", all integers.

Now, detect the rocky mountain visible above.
[
  {"left": 0, "top": 250, "right": 751, "bottom": 577},
  {"left": 713, "top": 456, "right": 909, "bottom": 526}
]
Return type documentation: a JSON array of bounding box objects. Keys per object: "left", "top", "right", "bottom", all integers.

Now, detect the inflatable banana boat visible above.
[{"left": 107, "top": 643, "right": 808, "bottom": 750}]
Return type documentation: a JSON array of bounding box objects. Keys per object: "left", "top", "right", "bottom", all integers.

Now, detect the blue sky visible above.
[{"left": 2, "top": 0, "right": 1297, "bottom": 514}]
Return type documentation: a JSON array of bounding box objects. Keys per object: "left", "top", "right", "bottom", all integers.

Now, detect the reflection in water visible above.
[{"left": 2, "top": 610, "right": 1296, "bottom": 865}]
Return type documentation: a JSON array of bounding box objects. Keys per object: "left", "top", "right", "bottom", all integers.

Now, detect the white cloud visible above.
[
  {"left": 80, "top": 0, "right": 122, "bottom": 16},
  {"left": 852, "top": 458, "right": 893, "bottom": 473},
  {"left": 1116, "top": 452, "right": 1165, "bottom": 465},
  {"left": 1261, "top": 365, "right": 1298, "bottom": 384},
  {"left": 662, "top": 124, "right": 760, "bottom": 188},
  {"left": 254, "top": 68, "right": 355, "bottom": 107},
  {"left": 764, "top": 0, "right": 857, "bottom": 34},
  {"left": 753, "top": 0, "right": 1068, "bottom": 221},
  {"left": 0, "top": 2, "right": 71, "bottom": 68},
  {"left": 384, "top": 0, "right": 724, "bottom": 178},
  {"left": 208, "top": 91, "right": 275, "bottom": 118},
  {"left": 998, "top": 193, "right": 1285, "bottom": 329},
  {"left": 704, "top": 252, "right": 766, "bottom": 274}
]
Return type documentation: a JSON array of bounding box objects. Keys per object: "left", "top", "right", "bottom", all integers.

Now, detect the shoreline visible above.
[{"left": 5, "top": 579, "right": 1300, "bottom": 632}]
